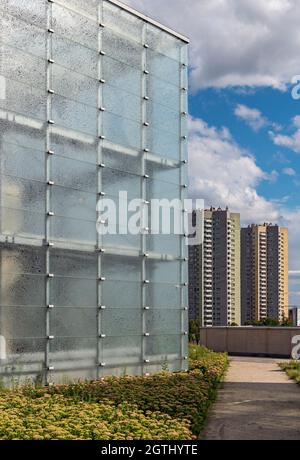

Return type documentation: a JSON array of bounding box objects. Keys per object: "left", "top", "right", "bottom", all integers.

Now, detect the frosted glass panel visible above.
[
  {"left": 146, "top": 128, "right": 180, "bottom": 160},
  {"left": 103, "top": 111, "right": 141, "bottom": 150},
  {"left": 0, "top": 175, "right": 46, "bottom": 212},
  {"left": 148, "top": 50, "right": 180, "bottom": 86},
  {"left": 0, "top": 44, "right": 45, "bottom": 89},
  {"left": 146, "top": 283, "right": 182, "bottom": 308},
  {"left": 0, "top": 273, "right": 45, "bottom": 306},
  {"left": 0, "top": 119, "right": 45, "bottom": 152},
  {"left": 146, "top": 260, "right": 181, "bottom": 284},
  {"left": 51, "top": 95, "right": 97, "bottom": 136},
  {"left": 49, "top": 338, "right": 97, "bottom": 370},
  {"left": 147, "top": 77, "right": 180, "bottom": 111},
  {"left": 52, "top": 35, "right": 98, "bottom": 79},
  {"left": 50, "top": 278, "right": 97, "bottom": 307},
  {"left": 50, "top": 250, "right": 97, "bottom": 278},
  {"left": 52, "top": 3, "right": 98, "bottom": 49},
  {"left": 0, "top": 78, "right": 46, "bottom": 120},
  {"left": 102, "top": 55, "right": 141, "bottom": 96},
  {"left": 102, "top": 309, "right": 142, "bottom": 336},
  {"left": 50, "top": 155, "right": 97, "bottom": 193},
  {"left": 103, "top": 145, "right": 143, "bottom": 175},
  {"left": 56, "top": 0, "right": 99, "bottom": 15},
  {"left": 102, "top": 29, "right": 142, "bottom": 68},
  {"left": 50, "top": 308, "right": 98, "bottom": 338},
  {"left": 147, "top": 235, "right": 181, "bottom": 256},
  {"left": 146, "top": 310, "right": 181, "bottom": 334},
  {"left": 0, "top": 0, "right": 47, "bottom": 27},
  {"left": 0, "top": 244, "right": 45, "bottom": 275},
  {"left": 147, "top": 103, "right": 180, "bottom": 134},
  {"left": 103, "top": 336, "right": 142, "bottom": 365},
  {"left": 50, "top": 216, "right": 97, "bottom": 245},
  {"left": 145, "top": 335, "right": 181, "bottom": 360},
  {"left": 102, "top": 254, "right": 141, "bottom": 282},
  {"left": 52, "top": 64, "right": 98, "bottom": 107},
  {"left": 146, "top": 24, "right": 181, "bottom": 61},
  {"left": 0, "top": 306, "right": 46, "bottom": 339},
  {"left": 103, "top": 85, "right": 141, "bottom": 122},
  {"left": 50, "top": 131, "right": 97, "bottom": 164},
  {"left": 102, "top": 281, "right": 141, "bottom": 308},
  {"left": 0, "top": 11, "right": 46, "bottom": 57},
  {"left": 51, "top": 186, "right": 96, "bottom": 221},
  {"left": 0, "top": 207, "right": 45, "bottom": 239},
  {"left": 102, "top": 168, "right": 141, "bottom": 199},
  {"left": 0, "top": 142, "right": 45, "bottom": 182},
  {"left": 145, "top": 157, "right": 180, "bottom": 184},
  {"left": 146, "top": 179, "right": 181, "bottom": 201},
  {"left": 103, "top": 2, "right": 143, "bottom": 42}
]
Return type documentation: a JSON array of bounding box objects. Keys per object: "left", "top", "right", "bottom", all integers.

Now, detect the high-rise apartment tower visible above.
[
  {"left": 189, "top": 207, "right": 241, "bottom": 326},
  {"left": 241, "top": 224, "right": 288, "bottom": 323}
]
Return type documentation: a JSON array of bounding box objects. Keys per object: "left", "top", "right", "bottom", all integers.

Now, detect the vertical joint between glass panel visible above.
[
  {"left": 45, "top": 0, "right": 54, "bottom": 385},
  {"left": 179, "top": 44, "right": 188, "bottom": 371},
  {"left": 97, "top": 0, "right": 104, "bottom": 380}
]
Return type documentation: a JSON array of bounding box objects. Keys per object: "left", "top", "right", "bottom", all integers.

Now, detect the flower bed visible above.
[{"left": 0, "top": 345, "right": 228, "bottom": 440}]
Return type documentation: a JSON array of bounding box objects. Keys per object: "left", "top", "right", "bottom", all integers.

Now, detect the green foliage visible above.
[
  {"left": 280, "top": 361, "right": 300, "bottom": 384},
  {"left": 0, "top": 345, "right": 228, "bottom": 440},
  {"left": 245, "top": 317, "right": 293, "bottom": 327},
  {"left": 189, "top": 319, "right": 201, "bottom": 343}
]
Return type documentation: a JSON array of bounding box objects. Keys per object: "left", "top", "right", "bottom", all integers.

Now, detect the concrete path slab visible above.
[{"left": 202, "top": 357, "right": 300, "bottom": 440}]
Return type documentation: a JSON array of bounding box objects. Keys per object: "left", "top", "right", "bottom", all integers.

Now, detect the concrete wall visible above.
[{"left": 199, "top": 327, "right": 300, "bottom": 358}]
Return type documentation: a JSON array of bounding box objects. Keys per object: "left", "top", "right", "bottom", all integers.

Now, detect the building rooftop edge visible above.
[{"left": 107, "top": 0, "right": 190, "bottom": 43}]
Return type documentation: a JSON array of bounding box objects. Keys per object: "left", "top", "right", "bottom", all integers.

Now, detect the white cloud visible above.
[
  {"left": 126, "top": 0, "right": 300, "bottom": 91},
  {"left": 234, "top": 104, "right": 268, "bottom": 131},
  {"left": 188, "top": 117, "right": 280, "bottom": 223},
  {"left": 282, "top": 167, "right": 296, "bottom": 176},
  {"left": 271, "top": 116, "right": 300, "bottom": 153}
]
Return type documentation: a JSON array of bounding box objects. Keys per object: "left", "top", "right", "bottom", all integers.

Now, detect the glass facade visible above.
[{"left": 0, "top": 0, "right": 188, "bottom": 385}]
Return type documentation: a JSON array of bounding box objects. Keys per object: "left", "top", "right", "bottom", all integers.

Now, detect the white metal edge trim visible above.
[{"left": 106, "top": 0, "right": 189, "bottom": 43}]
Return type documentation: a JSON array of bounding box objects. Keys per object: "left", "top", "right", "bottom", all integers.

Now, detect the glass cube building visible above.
[{"left": 0, "top": 0, "right": 189, "bottom": 385}]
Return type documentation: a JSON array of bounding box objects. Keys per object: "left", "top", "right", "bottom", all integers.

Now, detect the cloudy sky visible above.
[{"left": 126, "top": 0, "right": 300, "bottom": 305}]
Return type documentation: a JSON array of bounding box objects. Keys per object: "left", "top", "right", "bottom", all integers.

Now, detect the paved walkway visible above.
[{"left": 202, "top": 357, "right": 300, "bottom": 440}]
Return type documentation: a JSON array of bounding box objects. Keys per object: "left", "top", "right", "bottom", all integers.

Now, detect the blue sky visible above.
[{"left": 126, "top": 0, "right": 300, "bottom": 305}]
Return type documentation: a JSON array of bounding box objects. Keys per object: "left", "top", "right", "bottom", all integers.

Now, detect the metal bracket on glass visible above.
[
  {"left": 98, "top": 248, "right": 106, "bottom": 253},
  {"left": 47, "top": 211, "right": 54, "bottom": 216},
  {"left": 143, "top": 44, "right": 149, "bottom": 48},
  {"left": 182, "top": 87, "right": 187, "bottom": 92},
  {"left": 99, "top": 107, "right": 106, "bottom": 112},
  {"left": 144, "top": 306, "right": 150, "bottom": 310},
  {"left": 48, "top": 58, "right": 55, "bottom": 64},
  {"left": 143, "top": 122, "right": 149, "bottom": 127},
  {"left": 182, "top": 160, "right": 188, "bottom": 164},
  {"left": 48, "top": 120, "right": 55, "bottom": 125},
  {"left": 46, "top": 242, "right": 54, "bottom": 247},
  {"left": 48, "top": 28, "right": 54, "bottom": 34},
  {"left": 143, "top": 253, "right": 149, "bottom": 258},
  {"left": 47, "top": 149, "right": 54, "bottom": 155},
  {"left": 143, "top": 174, "right": 149, "bottom": 179},
  {"left": 182, "top": 111, "right": 188, "bottom": 116},
  {"left": 143, "top": 148, "right": 149, "bottom": 153},
  {"left": 100, "top": 334, "right": 106, "bottom": 338},
  {"left": 99, "top": 305, "right": 106, "bottom": 310},
  {"left": 99, "top": 79, "right": 106, "bottom": 84},
  {"left": 48, "top": 89, "right": 54, "bottom": 94},
  {"left": 47, "top": 180, "right": 55, "bottom": 186},
  {"left": 99, "top": 191, "right": 106, "bottom": 196},
  {"left": 144, "top": 333, "right": 150, "bottom": 337},
  {"left": 99, "top": 363, "right": 106, "bottom": 367},
  {"left": 182, "top": 135, "right": 187, "bottom": 140},
  {"left": 183, "top": 332, "right": 188, "bottom": 336},
  {"left": 144, "top": 96, "right": 149, "bottom": 101},
  {"left": 144, "top": 359, "right": 150, "bottom": 363},
  {"left": 48, "top": 366, "right": 54, "bottom": 371},
  {"left": 47, "top": 273, "right": 54, "bottom": 278},
  {"left": 143, "top": 70, "right": 149, "bottom": 75},
  {"left": 99, "top": 277, "right": 106, "bottom": 282},
  {"left": 98, "top": 163, "right": 106, "bottom": 168},
  {"left": 99, "top": 135, "right": 106, "bottom": 140},
  {"left": 48, "top": 336, "right": 54, "bottom": 340},
  {"left": 48, "top": 305, "right": 54, "bottom": 309},
  {"left": 99, "top": 50, "right": 106, "bottom": 56},
  {"left": 143, "top": 280, "right": 150, "bottom": 284},
  {"left": 99, "top": 22, "right": 105, "bottom": 28},
  {"left": 183, "top": 307, "right": 188, "bottom": 311}
]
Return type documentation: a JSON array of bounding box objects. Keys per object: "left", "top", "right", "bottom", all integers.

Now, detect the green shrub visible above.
[{"left": 0, "top": 345, "right": 228, "bottom": 440}]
